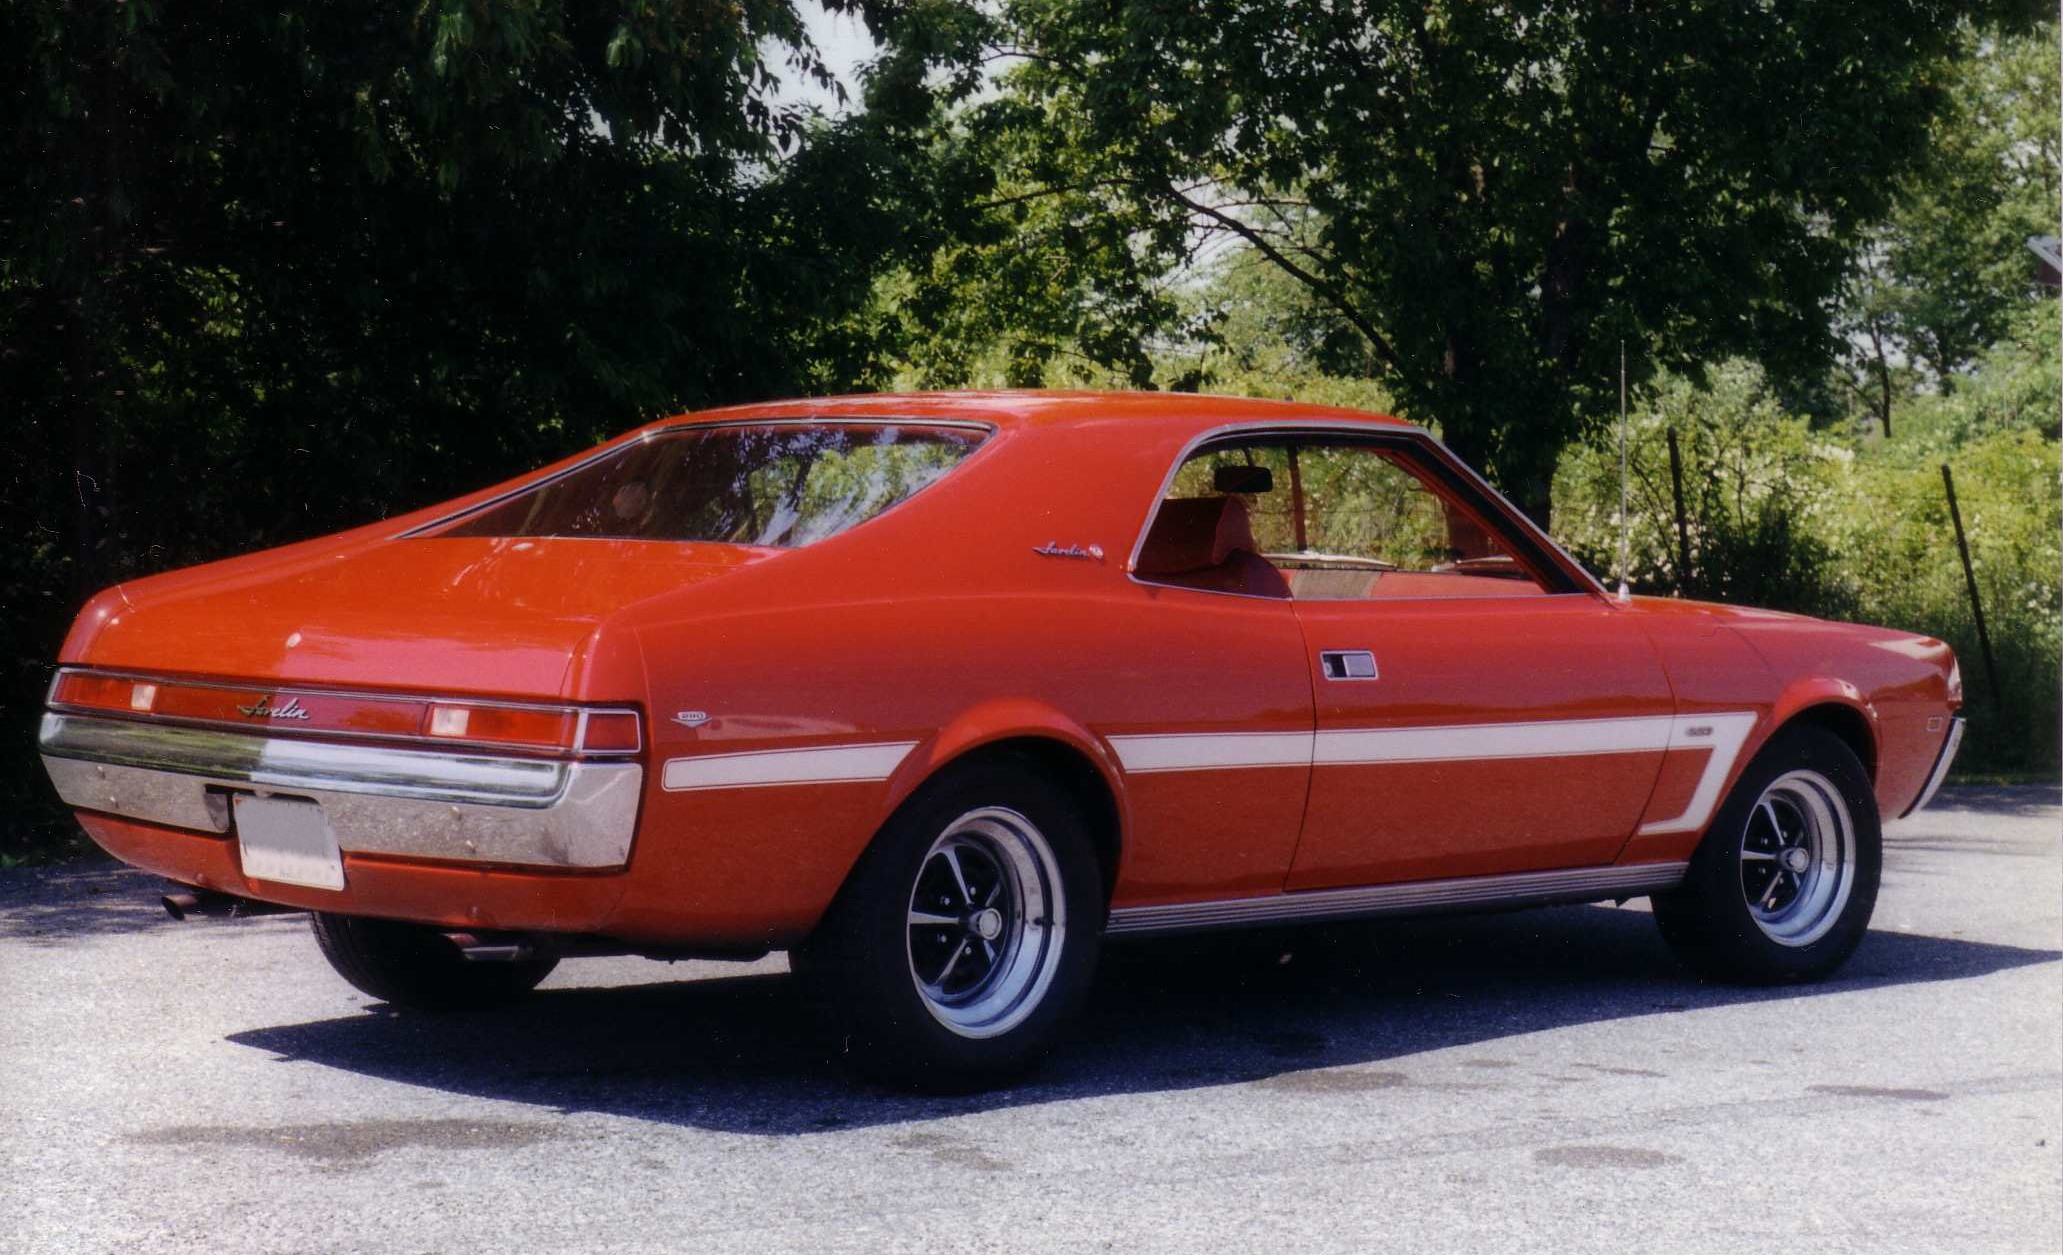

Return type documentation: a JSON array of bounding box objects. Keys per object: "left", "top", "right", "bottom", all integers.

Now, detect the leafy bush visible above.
[
  {"left": 1557, "top": 347, "right": 2059, "bottom": 777},
  {"left": 1556, "top": 362, "right": 1857, "bottom": 615},
  {"left": 1832, "top": 440, "right": 2061, "bottom": 773}
]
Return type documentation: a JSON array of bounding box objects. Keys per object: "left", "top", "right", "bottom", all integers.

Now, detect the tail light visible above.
[
  {"left": 421, "top": 702, "right": 642, "bottom": 754},
  {"left": 50, "top": 671, "right": 151, "bottom": 713},
  {"left": 580, "top": 710, "right": 643, "bottom": 753},
  {"left": 48, "top": 668, "right": 641, "bottom": 758},
  {"left": 423, "top": 702, "right": 577, "bottom": 749}
]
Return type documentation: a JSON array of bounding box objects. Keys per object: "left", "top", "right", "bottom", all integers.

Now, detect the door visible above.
[
  {"left": 1291, "top": 595, "right": 1674, "bottom": 887},
  {"left": 1159, "top": 434, "right": 1676, "bottom": 891},
  {"left": 1114, "top": 482, "right": 1316, "bottom": 905}
]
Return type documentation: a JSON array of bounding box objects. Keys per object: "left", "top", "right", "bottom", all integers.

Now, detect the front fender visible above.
[
  {"left": 1767, "top": 677, "right": 1876, "bottom": 726},
  {"left": 1762, "top": 677, "right": 1880, "bottom": 770}
]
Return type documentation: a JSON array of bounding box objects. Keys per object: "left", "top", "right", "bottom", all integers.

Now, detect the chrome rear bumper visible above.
[{"left": 39, "top": 713, "right": 640, "bottom": 868}]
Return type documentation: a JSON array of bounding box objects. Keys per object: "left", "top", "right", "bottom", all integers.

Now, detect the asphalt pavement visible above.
[{"left": 3, "top": 786, "right": 2058, "bottom": 1254}]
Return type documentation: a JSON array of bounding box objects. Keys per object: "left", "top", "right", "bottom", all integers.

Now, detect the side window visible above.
[{"left": 1139, "top": 438, "right": 1550, "bottom": 600}]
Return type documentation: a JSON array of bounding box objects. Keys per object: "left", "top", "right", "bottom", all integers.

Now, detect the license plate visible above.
[{"left": 234, "top": 794, "right": 346, "bottom": 891}]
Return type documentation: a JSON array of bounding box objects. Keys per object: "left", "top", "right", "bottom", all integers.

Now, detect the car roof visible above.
[{"left": 660, "top": 390, "right": 1416, "bottom": 439}]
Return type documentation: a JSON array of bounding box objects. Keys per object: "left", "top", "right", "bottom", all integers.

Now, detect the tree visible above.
[
  {"left": 0, "top": 0, "right": 970, "bottom": 853},
  {"left": 1839, "top": 22, "right": 2060, "bottom": 433},
  {"left": 967, "top": 0, "right": 2046, "bottom": 523},
  {"left": 0, "top": 1, "right": 942, "bottom": 587}
]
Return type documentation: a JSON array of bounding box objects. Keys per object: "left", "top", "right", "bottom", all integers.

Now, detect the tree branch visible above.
[
  {"left": 1161, "top": 184, "right": 1405, "bottom": 374},
  {"left": 969, "top": 179, "right": 1132, "bottom": 211}
]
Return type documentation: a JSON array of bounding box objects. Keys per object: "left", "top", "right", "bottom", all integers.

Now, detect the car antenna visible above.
[{"left": 1616, "top": 341, "right": 1631, "bottom": 603}]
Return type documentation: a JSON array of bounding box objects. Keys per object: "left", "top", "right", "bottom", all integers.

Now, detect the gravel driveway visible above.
[{"left": 3, "top": 786, "right": 2057, "bottom": 1254}]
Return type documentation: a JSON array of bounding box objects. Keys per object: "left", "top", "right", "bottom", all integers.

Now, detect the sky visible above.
[{"left": 791, "top": 6, "right": 883, "bottom": 115}]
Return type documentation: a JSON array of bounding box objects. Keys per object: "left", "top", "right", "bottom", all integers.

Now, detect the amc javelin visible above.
[{"left": 39, "top": 392, "right": 1963, "bottom": 1087}]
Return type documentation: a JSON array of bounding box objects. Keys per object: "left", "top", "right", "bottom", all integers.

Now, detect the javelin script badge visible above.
[
  {"left": 236, "top": 695, "right": 311, "bottom": 721},
  {"left": 1032, "top": 542, "right": 1104, "bottom": 561}
]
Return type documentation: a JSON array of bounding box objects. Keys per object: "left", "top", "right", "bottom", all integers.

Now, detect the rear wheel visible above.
[
  {"left": 794, "top": 757, "right": 1105, "bottom": 1090},
  {"left": 310, "top": 913, "right": 558, "bottom": 1010},
  {"left": 1652, "top": 724, "right": 1880, "bottom": 984}
]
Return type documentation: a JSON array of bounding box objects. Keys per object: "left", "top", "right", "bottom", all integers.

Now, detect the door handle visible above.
[{"left": 1320, "top": 650, "right": 1379, "bottom": 680}]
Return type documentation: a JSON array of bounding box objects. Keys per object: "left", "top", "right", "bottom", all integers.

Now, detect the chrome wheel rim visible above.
[
  {"left": 905, "top": 807, "right": 1066, "bottom": 1039},
  {"left": 1739, "top": 769, "right": 1855, "bottom": 947}
]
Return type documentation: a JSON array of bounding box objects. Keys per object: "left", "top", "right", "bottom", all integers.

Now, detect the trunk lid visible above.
[{"left": 73, "top": 536, "right": 775, "bottom": 697}]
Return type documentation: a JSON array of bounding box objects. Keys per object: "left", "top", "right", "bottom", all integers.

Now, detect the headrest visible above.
[
  {"left": 1443, "top": 509, "right": 1492, "bottom": 558},
  {"left": 1135, "top": 496, "right": 1260, "bottom": 575}
]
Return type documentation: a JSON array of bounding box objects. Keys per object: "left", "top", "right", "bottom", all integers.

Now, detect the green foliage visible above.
[
  {"left": 878, "top": 128, "right": 1189, "bottom": 388},
  {"left": 4, "top": 3, "right": 2056, "bottom": 858},
  {"left": 1556, "top": 351, "right": 2061, "bottom": 777},
  {"left": 1838, "top": 295, "right": 2063, "bottom": 774},
  {"left": 1840, "top": 22, "right": 2060, "bottom": 422},
  {"left": 0, "top": 1, "right": 971, "bottom": 856},
  {"left": 1154, "top": 255, "right": 1397, "bottom": 410},
  {"left": 960, "top": 0, "right": 2046, "bottom": 519},
  {"left": 1891, "top": 297, "right": 2063, "bottom": 449},
  {"left": 1556, "top": 363, "right": 1857, "bottom": 615},
  {"left": 1839, "top": 430, "right": 2060, "bottom": 775},
  {"left": 878, "top": 179, "right": 1182, "bottom": 390}
]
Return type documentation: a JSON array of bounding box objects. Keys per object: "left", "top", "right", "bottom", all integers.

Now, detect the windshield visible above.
[{"left": 431, "top": 422, "right": 988, "bottom": 547}]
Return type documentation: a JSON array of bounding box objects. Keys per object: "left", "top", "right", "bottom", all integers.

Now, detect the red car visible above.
[{"left": 38, "top": 392, "right": 1964, "bottom": 1087}]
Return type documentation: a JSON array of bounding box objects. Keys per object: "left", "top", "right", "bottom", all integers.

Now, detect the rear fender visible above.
[{"left": 882, "top": 698, "right": 1132, "bottom": 877}]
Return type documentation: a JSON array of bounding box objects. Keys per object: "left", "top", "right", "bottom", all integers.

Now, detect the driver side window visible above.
[{"left": 1140, "top": 438, "right": 1549, "bottom": 600}]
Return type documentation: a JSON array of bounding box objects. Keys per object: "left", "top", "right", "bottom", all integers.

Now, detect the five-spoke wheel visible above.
[
  {"left": 793, "top": 756, "right": 1103, "bottom": 1090},
  {"left": 1655, "top": 724, "right": 1881, "bottom": 984},
  {"left": 904, "top": 808, "right": 1068, "bottom": 1039},
  {"left": 1737, "top": 770, "right": 1857, "bottom": 947}
]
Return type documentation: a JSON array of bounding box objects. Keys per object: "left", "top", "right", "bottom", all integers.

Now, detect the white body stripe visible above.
[
  {"left": 1312, "top": 715, "right": 1677, "bottom": 765},
  {"left": 1109, "top": 731, "right": 1314, "bottom": 773},
  {"left": 1106, "top": 711, "right": 1760, "bottom": 838},
  {"left": 657, "top": 711, "right": 1760, "bottom": 838},
  {"left": 661, "top": 741, "right": 916, "bottom": 792},
  {"left": 1635, "top": 713, "right": 1760, "bottom": 835}
]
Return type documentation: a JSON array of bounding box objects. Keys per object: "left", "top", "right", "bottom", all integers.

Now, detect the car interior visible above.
[
  {"left": 1134, "top": 494, "right": 1293, "bottom": 598},
  {"left": 1133, "top": 440, "right": 1551, "bottom": 600}
]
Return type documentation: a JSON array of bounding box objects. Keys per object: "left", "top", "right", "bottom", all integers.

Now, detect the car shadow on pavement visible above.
[
  {"left": 223, "top": 904, "right": 2061, "bottom": 1135},
  {"left": 1921, "top": 783, "right": 2063, "bottom": 819},
  {"left": 0, "top": 861, "right": 193, "bottom": 946}
]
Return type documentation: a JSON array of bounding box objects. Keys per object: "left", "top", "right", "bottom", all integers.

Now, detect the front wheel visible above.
[
  {"left": 794, "top": 757, "right": 1105, "bottom": 1090},
  {"left": 1652, "top": 724, "right": 1881, "bottom": 984}
]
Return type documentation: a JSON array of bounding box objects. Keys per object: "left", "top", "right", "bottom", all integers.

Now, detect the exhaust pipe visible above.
[
  {"left": 442, "top": 931, "right": 538, "bottom": 963},
  {"left": 161, "top": 888, "right": 301, "bottom": 921}
]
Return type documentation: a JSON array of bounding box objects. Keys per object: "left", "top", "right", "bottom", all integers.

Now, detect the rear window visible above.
[{"left": 431, "top": 422, "right": 988, "bottom": 547}]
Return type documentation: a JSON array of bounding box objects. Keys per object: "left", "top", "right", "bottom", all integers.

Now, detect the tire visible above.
[
  {"left": 794, "top": 755, "right": 1106, "bottom": 1091},
  {"left": 309, "top": 913, "right": 559, "bottom": 1010},
  {"left": 1652, "top": 723, "right": 1881, "bottom": 984}
]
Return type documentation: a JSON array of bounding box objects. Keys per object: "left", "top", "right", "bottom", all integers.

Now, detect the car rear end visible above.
[
  {"left": 37, "top": 413, "right": 997, "bottom": 943},
  {"left": 39, "top": 669, "right": 648, "bottom": 932}
]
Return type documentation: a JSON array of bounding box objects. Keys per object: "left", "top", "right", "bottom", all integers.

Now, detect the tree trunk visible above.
[
  {"left": 1441, "top": 421, "right": 1554, "bottom": 532},
  {"left": 65, "top": 5, "right": 127, "bottom": 605},
  {"left": 1502, "top": 452, "right": 1555, "bottom": 534},
  {"left": 1868, "top": 318, "right": 1894, "bottom": 439},
  {"left": 64, "top": 293, "right": 103, "bottom": 604}
]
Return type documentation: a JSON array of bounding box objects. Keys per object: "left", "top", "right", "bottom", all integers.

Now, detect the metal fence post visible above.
[
  {"left": 1941, "top": 464, "right": 2004, "bottom": 710},
  {"left": 1666, "top": 427, "right": 1692, "bottom": 596}
]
